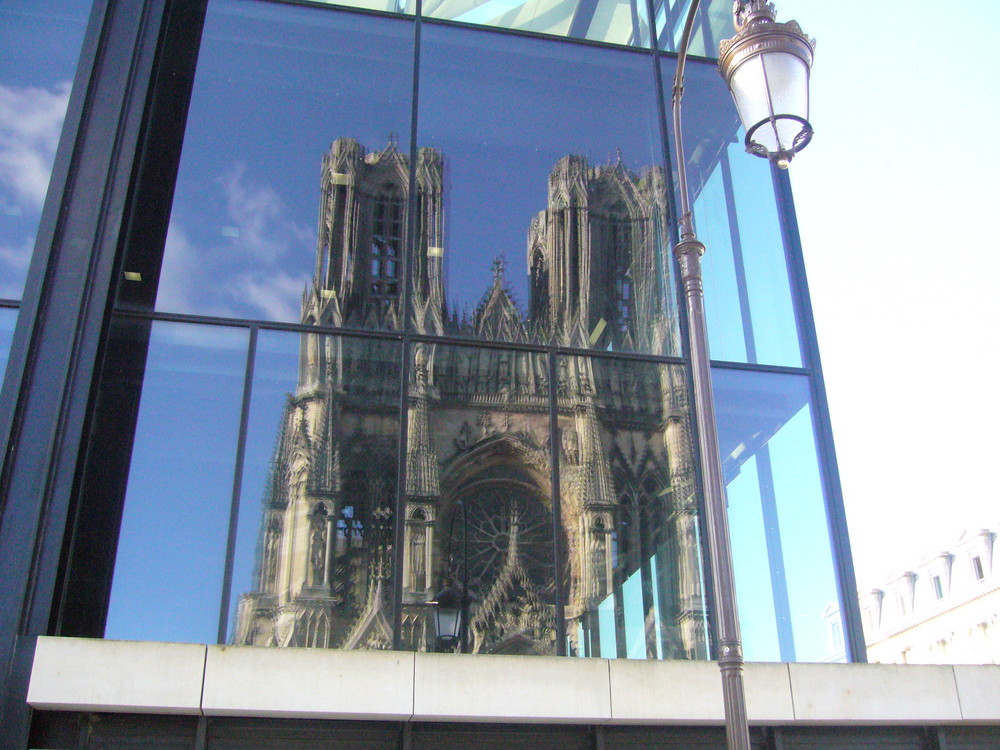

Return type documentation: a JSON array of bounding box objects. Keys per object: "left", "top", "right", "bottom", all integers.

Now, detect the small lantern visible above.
[
  {"left": 719, "top": 1, "right": 815, "bottom": 169},
  {"left": 433, "top": 580, "right": 464, "bottom": 651}
]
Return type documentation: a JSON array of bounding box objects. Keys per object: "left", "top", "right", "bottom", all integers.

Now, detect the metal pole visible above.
[
  {"left": 460, "top": 500, "right": 469, "bottom": 654},
  {"left": 670, "top": 2, "right": 751, "bottom": 749}
]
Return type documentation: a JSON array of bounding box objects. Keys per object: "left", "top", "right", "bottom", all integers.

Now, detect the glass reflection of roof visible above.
[
  {"left": 714, "top": 374, "right": 809, "bottom": 483},
  {"left": 448, "top": 0, "right": 535, "bottom": 25}
]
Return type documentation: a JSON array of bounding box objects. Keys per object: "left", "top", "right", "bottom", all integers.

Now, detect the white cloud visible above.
[
  {"left": 160, "top": 164, "right": 313, "bottom": 322},
  {"left": 0, "top": 81, "right": 71, "bottom": 211},
  {"left": 226, "top": 272, "right": 307, "bottom": 323},
  {"left": 217, "top": 163, "right": 312, "bottom": 263},
  {"left": 0, "top": 236, "right": 35, "bottom": 298},
  {"left": 157, "top": 221, "right": 201, "bottom": 314}
]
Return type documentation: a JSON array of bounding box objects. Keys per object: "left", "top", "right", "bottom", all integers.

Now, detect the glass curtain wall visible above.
[
  {"left": 0, "top": 0, "right": 91, "bottom": 380},
  {"left": 55, "top": 0, "right": 852, "bottom": 663}
]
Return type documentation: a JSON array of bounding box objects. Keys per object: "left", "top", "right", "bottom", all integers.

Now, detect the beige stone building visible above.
[{"left": 846, "top": 527, "right": 1000, "bottom": 665}]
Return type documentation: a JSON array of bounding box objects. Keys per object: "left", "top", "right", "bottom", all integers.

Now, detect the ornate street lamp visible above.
[
  {"left": 671, "top": 2, "right": 814, "bottom": 749},
  {"left": 433, "top": 578, "right": 466, "bottom": 651},
  {"left": 433, "top": 500, "right": 472, "bottom": 653},
  {"left": 719, "top": 0, "right": 816, "bottom": 169}
]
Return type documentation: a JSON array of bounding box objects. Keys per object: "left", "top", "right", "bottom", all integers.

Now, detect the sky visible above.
[{"left": 775, "top": 0, "right": 1000, "bottom": 587}]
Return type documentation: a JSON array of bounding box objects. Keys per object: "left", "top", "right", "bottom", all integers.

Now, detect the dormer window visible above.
[
  {"left": 972, "top": 555, "right": 985, "bottom": 581},
  {"left": 932, "top": 575, "right": 944, "bottom": 600}
]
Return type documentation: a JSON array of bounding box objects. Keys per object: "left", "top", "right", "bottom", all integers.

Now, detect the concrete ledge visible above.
[
  {"left": 788, "top": 663, "right": 963, "bottom": 724},
  {"left": 27, "top": 637, "right": 205, "bottom": 715},
  {"left": 953, "top": 665, "right": 1000, "bottom": 721},
  {"left": 607, "top": 661, "right": 793, "bottom": 725},
  {"left": 26, "top": 637, "right": 1000, "bottom": 725},
  {"left": 609, "top": 659, "right": 721, "bottom": 724},
  {"left": 202, "top": 645, "right": 414, "bottom": 720},
  {"left": 413, "top": 652, "right": 611, "bottom": 723}
]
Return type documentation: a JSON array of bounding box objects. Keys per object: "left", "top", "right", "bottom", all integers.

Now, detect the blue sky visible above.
[{"left": 776, "top": 0, "right": 1000, "bottom": 586}]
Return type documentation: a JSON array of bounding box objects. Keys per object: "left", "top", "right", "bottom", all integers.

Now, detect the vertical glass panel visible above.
[
  {"left": 104, "top": 321, "right": 248, "bottom": 643},
  {"left": 692, "top": 163, "right": 746, "bottom": 363},
  {"left": 0, "top": 0, "right": 91, "bottom": 301},
  {"left": 560, "top": 354, "right": 708, "bottom": 660},
  {"left": 136, "top": 0, "right": 414, "bottom": 330},
  {"left": 408, "top": 342, "right": 556, "bottom": 655},
  {"left": 422, "top": 0, "right": 651, "bottom": 47},
  {"left": 713, "top": 367, "right": 843, "bottom": 663},
  {"left": 230, "top": 329, "right": 402, "bottom": 650},
  {"left": 726, "top": 140, "right": 800, "bottom": 366},
  {"left": 419, "top": 25, "right": 678, "bottom": 356},
  {"left": 0, "top": 306, "right": 16, "bottom": 385},
  {"left": 663, "top": 57, "right": 801, "bottom": 366}
]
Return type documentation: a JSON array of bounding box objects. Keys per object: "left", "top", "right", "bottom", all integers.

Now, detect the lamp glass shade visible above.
[
  {"left": 729, "top": 50, "right": 810, "bottom": 154},
  {"left": 435, "top": 606, "right": 461, "bottom": 642}
]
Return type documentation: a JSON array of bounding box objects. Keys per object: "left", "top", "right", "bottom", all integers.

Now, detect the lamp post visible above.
[{"left": 671, "top": 2, "right": 814, "bottom": 749}]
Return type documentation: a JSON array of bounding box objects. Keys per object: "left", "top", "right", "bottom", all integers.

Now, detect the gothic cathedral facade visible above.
[{"left": 234, "top": 139, "right": 708, "bottom": 660}]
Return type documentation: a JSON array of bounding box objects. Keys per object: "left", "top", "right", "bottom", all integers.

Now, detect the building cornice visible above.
[{"left": 27, "top": 637, "right": 1000, "bottom": 726}]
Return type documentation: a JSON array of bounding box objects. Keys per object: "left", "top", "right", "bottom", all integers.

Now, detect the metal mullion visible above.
[
  {"left": 708, "top": 358, "right": 809, "bottom": 377},
  {"left": 0, "top": 0, "right": 208, "bottom": 745},
  {"left": 753, "top": 444, "right": 795, "bottom": 662},
  {"left": 112, "top": 306, "right": 705, "bottom": 367},
  {"left": 546, "top": 349, "right": 567, "bottom": 654},
  {"left": 390, "top": 0, "right": 422, "bottom": 651},
  {"left": 719, "top": 151, "right": 758, "bottom": 364},
  {"left": 217, "top": 324, "right": 259, "bottom": 645}
]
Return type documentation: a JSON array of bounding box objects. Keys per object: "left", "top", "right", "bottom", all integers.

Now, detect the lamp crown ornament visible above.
[
  {"left": 723, "top": 0, "right": 815, "bottom": 55},
  {"left": 719, "top": 0, "right": 815, "bottom": 168}
]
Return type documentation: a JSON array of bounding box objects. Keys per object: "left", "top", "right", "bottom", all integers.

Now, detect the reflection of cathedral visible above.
[{"left": 234, "top": 139, "right": 707, "bottom": 659}]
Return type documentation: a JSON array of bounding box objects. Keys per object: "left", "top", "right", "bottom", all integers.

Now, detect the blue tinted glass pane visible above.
[
  {"left": 105, "top": 321, "right": 248, "bottom": 643},
  {"left": 423, "top": 0, "right": 651, "bottom": 47},
  {"left": 0, "top": 0, "right": 91, "bottom": 301},
  {"left": 693, "top": 165, "right": 746, "bottom": 363},
  {"left": 229, "top": 329, "right": 402, "bottom": 649},
  {"left": 561, "top": 355, "right": 708, "bottom": 660},
  {"left": 419, "top": 26, "right": 678, "bottom": 355},
  {"left": 664, "top": 58, "right": 801, "bottom": 367},
  {"left": 0, "top": 306, "right": 16, "bottom": 385},
  {"left": 714, "top": 367, "right": 843, "bottom": 663},
  {"left": 148, "top": 0, "right": 413, "bottom": 329},
  {"left": 728, "top": 140, "right": 801, "bottom": 366}
]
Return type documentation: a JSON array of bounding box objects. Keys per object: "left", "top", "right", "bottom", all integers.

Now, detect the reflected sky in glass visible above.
[
  {"left": 105, "top": 321, "right": 248, "bottom": 643},
  {"left": 157, "top": 0, "right": 413, "bottom": 324},
  {"left": 419, "top": 25, "right": 674, "bottom": 352},
  {"left": 0, "top": 0, "right": 90, "bottom": 300},
  {"left": 714, "top": 367, "right": 842, "bottom": 663},
  {"left": 0, "top": 306, "right": 16, "bottom": 384}
]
